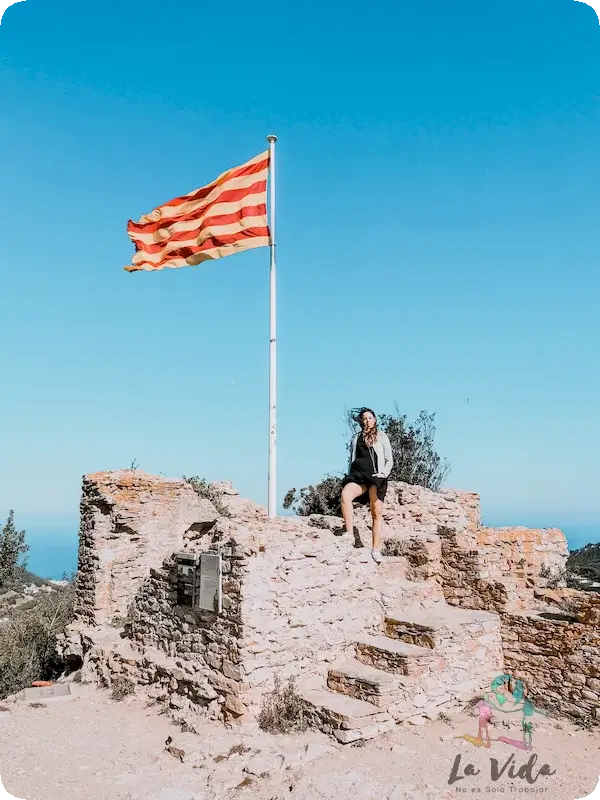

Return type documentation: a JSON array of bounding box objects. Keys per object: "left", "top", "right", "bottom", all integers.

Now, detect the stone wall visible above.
[
  {"left": 237, "top": 516, "right": 445, "bottom": 715},
  {"left": 476, "top": 526, "right": 568, "bottom": 582},
  {"left": 59, "top": 470, "right": 597, "bottom": 734},
  {"left": 125, "top": 519, "right": 249, "bottom": 719},
  {"left": 501, "top": 591, "right": 600, "bottom": 720},
  {"left": 438, "top": 524, "right": 569, "bottom": 613},
  {"left": 75, "top": 471, "right": 220, "bottom": 626},
  {"left": 127, "top": 512, "right": 445, "bottom": 720},
  {"left": 353, "top": 482, "right": 481, "bottom": 534}
]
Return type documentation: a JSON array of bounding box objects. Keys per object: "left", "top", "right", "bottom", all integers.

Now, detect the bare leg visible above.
[
  {"left": 369, "top": 485, "right": 383, "bottom": 551},
  {"left": 341, "top": 482, "right": 366, "bottom": 534}
]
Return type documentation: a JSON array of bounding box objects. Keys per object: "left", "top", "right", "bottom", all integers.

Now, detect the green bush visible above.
[{"left": 0, "top": 583, "right": 75, "bottom": 700}]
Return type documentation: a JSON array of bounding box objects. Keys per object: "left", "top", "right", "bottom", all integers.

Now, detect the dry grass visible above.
[
  {"left": 235, "top": 776, "right": 255, "bottom": 790},
  {"left": 464, "top": 696, "right": 485, "bottom": 709},
  {"left": 214, "top": 743, "right": 253, "bottom": 763},
  {"left": 258, "top": 675, "right": 307, "bottom": 734},
  {"left": 576, "top": 716, "right": 598, "bottom": 732},
  {"left": 184, "top": 476, "right": 232, "bottom": 518},
  {"left": 110, "top": 677, "right": 135, "bottom": 701},
  {"left": 228, "top": 743, "right": 252, "bottom": 757}
]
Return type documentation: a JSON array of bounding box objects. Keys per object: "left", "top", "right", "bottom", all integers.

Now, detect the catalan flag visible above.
[{"left": 124, "top": 150, "right": 270, "bottom": 272}]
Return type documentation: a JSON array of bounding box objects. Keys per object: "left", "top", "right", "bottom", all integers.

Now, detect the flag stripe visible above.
[
  {"left": 125, "top": 149, "right": 270, "bottom": 273},
  {"left": 125, "top": 234, "right": 270, "bottom": 272},
  {"left": 128, "top": 184, "right": 267, "bottom": 237},
  {"left": 128, "top": 174, "right": 268, "bottom": 232},
  {"left": 159, "top": 151, "right": 269, "bottom": 210},
  {"left": 129, "top": 194, "right": 267, "bottom": 242},
  {"left": 130, "top": 226, "right": 270, "bottom": 268},
  {"left": 132, "top": 205, "right": 267, "bottom": 253},
  {"left": 132, "top": 217, "right": 268, "bottom": 263},
  {"left": 131, "top": 214, "right": 268, "bottom": 264}
]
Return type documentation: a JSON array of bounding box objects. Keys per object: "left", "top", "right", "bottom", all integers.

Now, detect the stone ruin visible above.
[{"left": 57, "top": 470, "right": 600, "bottom": 743}]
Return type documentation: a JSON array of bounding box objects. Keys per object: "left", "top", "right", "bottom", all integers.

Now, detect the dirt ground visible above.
[{"left": 0, "top": 685, "right": 598, "bottom": 800}]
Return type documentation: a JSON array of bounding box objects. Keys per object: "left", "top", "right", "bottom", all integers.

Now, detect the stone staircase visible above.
[{"left": 300, "top": 602, "right": 502, "bottom": 744}]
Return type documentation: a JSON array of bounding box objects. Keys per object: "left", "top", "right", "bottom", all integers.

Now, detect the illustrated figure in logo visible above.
[
  {"left": 455, "top": 674, "right": 538, "bottom": 751},
  {"left": 475, "top": 699, "right": 493, "bottom": 747},
  {"left": 520, "top": 699, "right": 535, "bottom": 750}
]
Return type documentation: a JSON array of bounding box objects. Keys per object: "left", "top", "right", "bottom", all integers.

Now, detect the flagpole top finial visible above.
[{"left": 267, "top": 134, "right": 278, "bottom": 143}]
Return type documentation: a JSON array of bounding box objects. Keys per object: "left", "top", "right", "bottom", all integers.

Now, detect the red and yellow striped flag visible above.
[{"left": 124, "top": 150, "right": 270, "bottom": 272}]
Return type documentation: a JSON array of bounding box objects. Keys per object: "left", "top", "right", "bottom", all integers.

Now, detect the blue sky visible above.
[{"left": 1, "top": 0, "right": 599, "bottom": 553}]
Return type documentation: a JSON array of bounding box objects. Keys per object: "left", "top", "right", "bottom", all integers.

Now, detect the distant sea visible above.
[{"left": 23, "top": 521, "right": 600, "bottom": 581}]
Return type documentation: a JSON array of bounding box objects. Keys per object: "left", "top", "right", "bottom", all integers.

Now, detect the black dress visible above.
[{"left": 341, "top": 433, "right": 388, "bottom": 505}]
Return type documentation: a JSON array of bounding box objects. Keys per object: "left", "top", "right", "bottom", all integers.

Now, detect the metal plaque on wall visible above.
[
  {"left": 175, "top": 552, "right": 198, "bottom": 608},
  {"left": 198, "top": 552, "right": 222, "bottom": 613}
]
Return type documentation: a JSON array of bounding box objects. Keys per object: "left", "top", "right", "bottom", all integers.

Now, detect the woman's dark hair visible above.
[
  {"left": 352, "top": 407, "right": 377, "bottom": 424},
  {"left": 352, "top": 407, "right": 378, "bottom": 446}
]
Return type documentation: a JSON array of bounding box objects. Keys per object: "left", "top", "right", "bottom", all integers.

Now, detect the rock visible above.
[
  {"left": 301, "top": 740, "right": 338, "bottom": 763},
  {"left": 243, "top": 752, "right": 284, "bottom": 776},
  {"left": 225, "top": 695, "right": 247, "bottom": 716},
  {"left": 222, "top": 660, "right": 244, "bottom": 681},
  {"left": 334, "top": 729, "right": 363, "bottom": 744}
]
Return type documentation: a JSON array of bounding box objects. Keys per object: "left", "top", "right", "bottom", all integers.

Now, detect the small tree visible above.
[
  {"left": 284, "top": 406, "right": 450, "bottom": 516},
  {"left": 0, "top": 511, "right": 29, "bottom": 589}
]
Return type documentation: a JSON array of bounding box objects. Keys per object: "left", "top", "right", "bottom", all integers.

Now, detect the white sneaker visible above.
[{"left": 371, "top": 549, "right": 382, "bottom": 564}]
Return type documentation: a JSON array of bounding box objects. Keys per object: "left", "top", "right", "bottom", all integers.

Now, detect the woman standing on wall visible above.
[{"left": 339, "top": 408, "right": 394, "bottom": 563}]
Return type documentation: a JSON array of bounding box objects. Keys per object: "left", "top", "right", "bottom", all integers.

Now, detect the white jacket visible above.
[{"left": 348, "top": 430, "right": 394, "bottom": 478}]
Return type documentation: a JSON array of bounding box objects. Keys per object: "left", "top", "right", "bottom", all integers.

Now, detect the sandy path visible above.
[{"left": 0, "top": 685, "right": 598, "bottom": 800}]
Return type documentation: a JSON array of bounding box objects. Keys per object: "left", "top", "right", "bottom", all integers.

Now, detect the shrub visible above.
[
  {"left": 0, "top": 582, "right": 75, "bottom": 700},
  {"left": 567, "top": 543, "right": 600, "bottom": 582},
  {"left": 283, "top": 475, "right": 343, "bottom": 517},
  {"left": 371, "top": 407, "right": 450, "bottom": 491},
  {"left": 258, "top": 675, "right": 307, "bottom": 734},
  {"left": 111, "top": 676, "right": 136, "bottom": 701}
]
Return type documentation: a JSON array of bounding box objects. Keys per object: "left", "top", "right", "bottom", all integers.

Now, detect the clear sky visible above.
[{"left": 1, "top": 0, "right": 599, "bottom": 542}]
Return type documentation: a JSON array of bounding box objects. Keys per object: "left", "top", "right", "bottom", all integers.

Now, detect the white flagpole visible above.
[{"left": 267, "top": 134, "right": 277, "bottom": 518}]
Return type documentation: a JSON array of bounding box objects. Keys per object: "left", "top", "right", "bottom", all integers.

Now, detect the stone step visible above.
[
  {"left": 375, "top": 556, "right": 408, "bottom": 580},
  {"left": 299, "top": 688, "right": 395, "bottom": 742},
  {"left": 355, "top": 634, "right": 442, "bottom": 676},
  {"left": 327, "top": 657, "right": 413, "bottom": 707},
  {"left": 384, "top": 604, "right": 497, "bottom": 648},
  {"left": 380, "top": 579, "right": 445, "bottom": 610}
]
